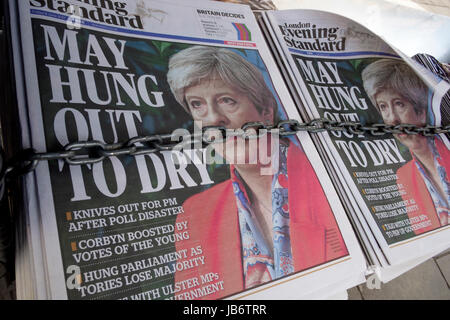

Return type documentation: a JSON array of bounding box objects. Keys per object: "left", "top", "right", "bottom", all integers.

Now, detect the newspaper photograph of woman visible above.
[
  {"left": 167, "top": 45, "right": 348, "bottom": 299},
  {"left": 362, "top": 59, "right": 450, "bottom": 235}
]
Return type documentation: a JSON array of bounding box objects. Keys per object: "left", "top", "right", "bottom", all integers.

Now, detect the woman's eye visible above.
[
  {"left": 378, "top": 103, "right": 387, "bottom": 111},
  {"left": 189, "top": 100, "right": 203, "bottom": 109},
  {"left": 218, "top": 97, "right": 236, "bottom": 106},
  {"left": 394, "top": 100, "right": 405, "bottom": 108}
]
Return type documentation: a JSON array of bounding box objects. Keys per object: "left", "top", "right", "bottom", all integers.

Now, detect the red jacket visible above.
[
  {"left": 397, "top": 137, "right": 450, "bottom": 234},
  {"left": 173, "top": 145, "right": 348, "bottom": 300}
]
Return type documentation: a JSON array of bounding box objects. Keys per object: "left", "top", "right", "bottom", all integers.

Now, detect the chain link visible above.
[{"left": 0, "top": 119, "right": 448, "bottom": 183}]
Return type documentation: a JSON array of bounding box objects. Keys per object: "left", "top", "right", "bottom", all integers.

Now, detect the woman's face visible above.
[
  {"left": 185, "top": 77, "right": 273, "bottom": 165},
  {"left": 376, "top": 88, "right": 427, "bottom": 152}
]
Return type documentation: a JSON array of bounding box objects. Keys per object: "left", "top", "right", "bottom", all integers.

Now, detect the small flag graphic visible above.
[{"left": 232, "top": 23, "right": 251, "bottom": 41}]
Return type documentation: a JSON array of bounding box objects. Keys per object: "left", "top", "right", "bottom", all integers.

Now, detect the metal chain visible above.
[{"left": 1, "top": 119, "right": 449, "bottom": 183}]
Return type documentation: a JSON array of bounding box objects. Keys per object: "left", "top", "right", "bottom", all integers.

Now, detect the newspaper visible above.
[
  {"left": 262, "top": 9, "right": 450, "bottom": 269},
  {"left": 11, "top": 0, "right": 365, "bottom": 299},
  {"left": 6, "top": 0, "right": 49, "bottom": 299}
]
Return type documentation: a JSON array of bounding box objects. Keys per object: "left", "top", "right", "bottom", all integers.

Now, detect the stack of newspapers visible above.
[{"left": 4, "top": 0, "right": 449, "bottom": 300}]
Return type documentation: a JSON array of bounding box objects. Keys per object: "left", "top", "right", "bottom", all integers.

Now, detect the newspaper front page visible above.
[
  {"left": 264, "top": 9, "right": 450, "bottom": 267},
  {"left": 13, "top": 0, "right": 364, "bottom": 299}
]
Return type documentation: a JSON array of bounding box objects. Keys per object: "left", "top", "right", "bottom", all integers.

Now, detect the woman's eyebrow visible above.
[
  {"left": 216, "top": 93, "right": 236, "bottom": 98},
  {"left": 185, "top": 95, "right": 203, "bottom": 100},
  {"left": 185, "top": 90, "right": 239, "bottom": 100}
]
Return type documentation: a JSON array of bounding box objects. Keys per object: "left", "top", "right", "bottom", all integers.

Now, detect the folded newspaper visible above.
[
  {"left": 261, "top": 9, "right": 450, "bottom": 281},
  {"left": 4, "top": 0, "right": 449, "bottom": 300}
]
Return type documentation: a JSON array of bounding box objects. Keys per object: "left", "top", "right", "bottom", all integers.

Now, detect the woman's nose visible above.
[
  {"left": 385, "top": 107, "right": 401, "bottom": 125},
  {"left": 204, "top": 107, "right": 230, "bottom": 127}
]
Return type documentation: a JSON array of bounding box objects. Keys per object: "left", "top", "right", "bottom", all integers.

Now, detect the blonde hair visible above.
[
  {"left": 361, "top": 59, "right": 428, "bottom": 115},
  {"left": 167, "top": 46, "right": 279, "bottom": 123}
]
